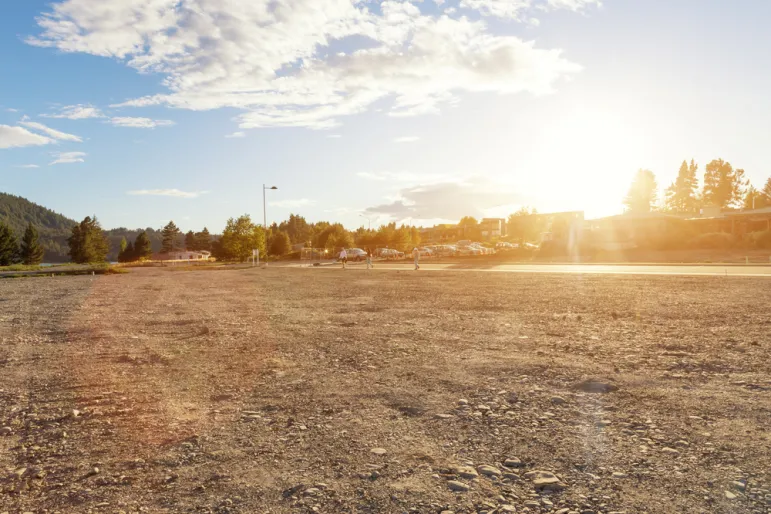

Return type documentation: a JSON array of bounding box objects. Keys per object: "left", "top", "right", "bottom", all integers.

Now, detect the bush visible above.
[
  {"left": 746, "top": 230, "right": 771, "bottom": 249},
  {"left": 688, "top": 232, "right": 737, "bottom": 249}
]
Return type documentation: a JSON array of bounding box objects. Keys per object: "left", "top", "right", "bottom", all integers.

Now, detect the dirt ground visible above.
[{"left": 1, "top": 267, "right": 769, "bottom": 514}]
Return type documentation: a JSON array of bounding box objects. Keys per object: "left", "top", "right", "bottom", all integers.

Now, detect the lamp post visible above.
[
  {"left": 263, "top": 184, "right": 278, "bottom": 230},
  {"left": 359, "top": 214, "right": 372, "bottom": 231}
]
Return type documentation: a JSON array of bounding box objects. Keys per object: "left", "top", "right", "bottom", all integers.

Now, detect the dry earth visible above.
[{"left": 1, "top": 267, "right": 770, "bottom": 514}]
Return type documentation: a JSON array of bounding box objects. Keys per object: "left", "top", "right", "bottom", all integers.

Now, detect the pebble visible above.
[
  {"left": 731, "top": 481, "right": 746, "bottom": 492},
  {"left": 370, "top": 448, "right": 387, "bottom": 456},
  {"left": 477, "top": 465, "right": 502, "bottom": 477},
  {"left": 447, "top": 480, "right": 470, "bottom": 492},
  {"left": 499, "top": 506, "right": 516, "bottom": 513},
  {"left": 456, "top": 466, "right": 478, "bottom": 479},
  {"left": 612, "top": 472, "right": 627, "bottom": 479},
  {"left": 550, "top": 396, "right": 567, "bottom": 405},
  {"left": 0, "top": 427, "right": 12, "bottom": 436},
  {"left": 435, "top": 414, "right": 453, "bottom": 419},
  {"left": 573, "top": 378, "right": 618, "bottom": 393},
  {"left": 524, "top": 500, "right": 540, "bottom": 508},
  {"left": 503, "top": 457, "right": 524, "bottom": 468},
  {"left": 725, "top": 490, "right": 737, "bottom": 500},
  {"left": 661, "top": 447, "right": 680, "bottom": 455},
  {"left": 457, "top": 399, "right": 468, "bottom": 406}
]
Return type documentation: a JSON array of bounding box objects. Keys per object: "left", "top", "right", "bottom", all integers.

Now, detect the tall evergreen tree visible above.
[
  {"left": 134, "top": 231, "right": 153, "bottom": 260},
  {"left": 195, "top": 227, "right": 212, "bottom": 252},
  {"left": 0, "top": 222, "right": 20, "bottom": 266},
  {"left": 624, "top": 169, "right": 658, "bottom": 213},
  {"left": 161, "top": 221, "right": 181, "bottom": 253},
  {"left": 269, "top": 231, "right": 292, "bottom": 256},
  {"left": 67, "top": 216, "right": 110, "bottom": 263},
  {"left": 702, "top": 159, "right": 747, "bottom": 208},
  {"left": 20, "top": 223, "right": 45, "bottom": 265},
  {"left": 185, "top": 230, "right": 196, "bottom": 251},
  {"left": 664, "top": 160, "right": 699, "bottom": 213}
]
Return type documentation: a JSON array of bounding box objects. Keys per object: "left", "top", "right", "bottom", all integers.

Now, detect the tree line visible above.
[
  {"left": 624, "top": 158, "right": 771, "bottom": 214},
  {"left": 0, "top": 222, "right": 46, "bottom": 266}
]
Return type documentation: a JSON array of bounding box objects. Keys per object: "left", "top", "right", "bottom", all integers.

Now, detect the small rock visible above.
[
  {"left": 456, "top": 466, "right": 478, "bottom": 479},
  {"left": 661, "top": 447, "right": 680, "bottom": 455},
  {"left": 500, "top": 506, "right": 516, "bottom": 513},
  {"left": 731, "top": 481, "right": 746, "bottom": 492},
  {"left": 725, "top": 490, "right": 737, "bottom": 500},
  {"left": 524, "top": 500, "right": 540, "bottom": 508},
  {"left": 0, "top": 427, "right": 12, "bottom": 436},
  {"left": 555, "top": 509, "right": 570, "bottom": 514},
  {"left": 477, "top": 465, "right": 502, "bottom": 477},
  {"left": 674, "top": 440, "right": 690, "bottom": 448},
  {"left": 435, "top": 414, "right": 453, "bottom": 419},
  {"left": 550, "top": 396, "right": 567, "bottom": 405},
  {"left": 612, "top": 472, "right": 627, "bottom": 479},
  {"left": 303, "top": 487, "right": 320, "bottom": 496},
  {"left": 457, "top": 399, "right": 468, "bottom": 406},
  {"left": 370, "top": 448, "right": 387, "bottom": 456},
  {"left": 542, "top": 498, "right": 553, "bottom": 507},
  {"left": 72, "top": 409, "right": 81, "bottom": 417},
  {"left": 573, "top": 378, "right": 618, "bottom": 393},
  {"left": 503, "top": 457, "right": 524, "bottom": 468},
  {"left": 447, "top": 480, "right": 470, "bottom": 492}
]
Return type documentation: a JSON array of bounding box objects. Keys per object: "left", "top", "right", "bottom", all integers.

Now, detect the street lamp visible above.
[
  {"left": 263, "top": 184, "right": 278, "bottom": 230},
  {"left": 359, "top": 213, "right": 372, "bottom": 230}
]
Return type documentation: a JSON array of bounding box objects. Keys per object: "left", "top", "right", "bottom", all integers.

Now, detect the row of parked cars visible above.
[{"left": 339, "top": 240, "right": 538, "bottom": 261}]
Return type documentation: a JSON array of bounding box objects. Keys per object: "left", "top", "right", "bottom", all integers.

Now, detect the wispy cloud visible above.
[
  {"left": 6, "top": 108, "right": 19, "bottom": 113},
  {"left": 50, "top": 151, "right": 86, "bottom": 165},
  {"left": 42, "top": 104, "right": 105, "bottom": 119},
  {"left": 127, "top": 189, "right": 206, "bottom": 198},
  {"left": 16, "top": 164, "right": 40, "bottom": 169},
  {"left": 0, "top": 125, "right": 54, "bottom": 148},
  {"left": 269, "top": 198, "right": 315, "bottom": 208},
  {"left": 394, "top": 136, "right": 420, "bottom": 143},
  {"left": 225, "top": 131, "right": 245, "bottom": 138},
  {"left": 109, "top": 117, "right": 175, "bottom": 128},
  {"left": 20, "top": 121, "right": 82, "bottom": 142},
  {"left": 327, "top": 134, "right": 342, "bottom": 139}
]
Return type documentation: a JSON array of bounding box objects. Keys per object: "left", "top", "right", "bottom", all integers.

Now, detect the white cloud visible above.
[
  {"left": 16, "top": 164, "right": 41, "bottom": 168},
  {"left": 27, "top": 0, "right": 588, "bottom": 130},
  {"left": 6, "top": 108, "right": 20, "bottom": 113},
  {"left": 327, "top": 134, "right": 342, "bottom": 139},
  {"left": 394, "top": 136, "right": 420, "bottom": 143},
  {"left": 460, "top": 0, "right": 600, "bottom": 20},
  {"left": 225, "top": 131, "right": 245, "bottom": 138},
  {"left": 269, "top": 198, "right": 316, "bottom": 208},
  {"left": 20, "top": 121, "right": 83, "bottom": 142},
  {"left": 365, "top": 176, "right": 521, "bottom": 220},
  {"left": 127, "top": 189, "right": 206, "bottom": 198},
  {"left": 0, "top": 125, "right": 54, "bottom": 148},
  {"left": 42, "top": 104, "right": 105, "bottom": 119},
  {"left": 109, "top": 117, "right": 175, "bottom": 128},
  {"left": 50, "top": 151, "right": 86, "bottom": 165}
]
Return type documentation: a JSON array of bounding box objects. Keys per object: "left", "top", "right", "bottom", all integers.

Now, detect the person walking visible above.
[
  {"left": 339, "top": 248, "right": 348, "bottom": 269},
  {"left": 365, "top": 247, "right": 373, "bottom": 270},
  {"left": 412, "top": 247, "right": 420, "bottom": 270}
]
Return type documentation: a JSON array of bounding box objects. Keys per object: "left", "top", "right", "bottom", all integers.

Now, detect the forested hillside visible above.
[{"left": 0, "top": 192, "right": 75, "bottom": 262}]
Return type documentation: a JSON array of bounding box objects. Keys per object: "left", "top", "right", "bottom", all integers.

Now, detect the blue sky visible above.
[{"left": 2, "top": 0, "right": 770, "bottom": 232}]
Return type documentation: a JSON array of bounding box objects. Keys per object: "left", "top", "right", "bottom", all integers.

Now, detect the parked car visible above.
[
  {"left": 457, "top": 246, "right": 482, "bottom": 256},
  {"left": 346, "top": 248, "right": 367, "bottom": 261},
  {"left": 376, "top": 248, "right": 404, "bottom": 259},
  {"left": 417, "top": 247, "right": 434, "bottom": 257}
]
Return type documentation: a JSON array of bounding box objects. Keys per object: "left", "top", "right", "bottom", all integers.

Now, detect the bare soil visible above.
[{"left": 1, "top": 267, "right": 769, "bottom": 514}]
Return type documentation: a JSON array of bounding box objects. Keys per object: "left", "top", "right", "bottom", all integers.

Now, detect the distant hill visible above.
[
  {"left": 0, "top": 192, "right": 76, "bottom": 262},
  {"left": 0, "top": 193, "right": 165, "bottom": 262}
]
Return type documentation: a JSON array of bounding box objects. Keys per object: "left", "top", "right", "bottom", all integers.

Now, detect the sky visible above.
[{"left": 1, "top": 0, "right": 770, "bottom": 233}]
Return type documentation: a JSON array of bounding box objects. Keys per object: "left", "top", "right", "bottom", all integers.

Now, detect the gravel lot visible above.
[{"left": 1, "top": 267, "right": 769, "bottom": 513}]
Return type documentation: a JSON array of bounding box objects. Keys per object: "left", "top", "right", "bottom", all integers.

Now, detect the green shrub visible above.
[{"left": 688, "top": 232, "right": 737, "bottom": 249}]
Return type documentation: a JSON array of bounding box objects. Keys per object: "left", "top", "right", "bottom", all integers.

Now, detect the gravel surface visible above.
[{"left": 1, "top": 267, "right": 769, "bottom": 513}]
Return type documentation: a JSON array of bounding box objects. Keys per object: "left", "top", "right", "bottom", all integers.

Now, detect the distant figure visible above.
[
  {"left": 339, "top": 248, "right": 348, "bottom": 269},
  {"left": 413, "top": 247, "right": 420, "bottom": 270},
  {"left": 366, "top": 247, "right": 373, "bottom": 270}
]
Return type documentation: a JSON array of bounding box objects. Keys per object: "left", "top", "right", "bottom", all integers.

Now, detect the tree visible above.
[
  {"left": 185, "top": 230, "right": 196, "bottom": 251},
  {"left": 19, "top": 223, "right": 45, "bottom": 265},
  {"left": 269, "top": 231, "right": 292, "bottom": 256},
  {"left": 161, "top": 221, "right": 182, "bottom": 253},
  {"left": 507, "top": 207, "right": 541, "bottom": 243},
  {"left": 119, "top": 241, "right": 135, "bottom": 262},
  {"left": 195, "top": 227, "right": 211, "bottom": 252},
  {"left": 624, "top": 169, "right": 658, "bottom": 213},
  {"left": 67, "top": 216, "right": 110, "bottom": 263},
  {"left": 664, "top": 160, "right": 699, "bottom": 213},
  {"left": 134, "top": 231, "right": 153, "bottom": 260},
  {"left": 703, "top": 159, "right": 747, "bottom": 208},
  {"left": 119, "top": 237, "right": 128, "bottom": 257},
  {"left": 220, "top": 215, "right": 266, "bottom": 261},
  {"left": 458, "top": 216, "right": 482, "bottom": 240},
  {"left": 0, "top": 222, "right": 20, "bottom": 266}
]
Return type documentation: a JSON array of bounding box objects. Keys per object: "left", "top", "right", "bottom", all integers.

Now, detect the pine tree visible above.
[
  {"left": 67, "top": 216, "right": 110, "bottom": 263},
  {"left": 0, "top": 222, "right": 20, "bottom": 266},
  {"left": 664, "top": 160, "right": 700, "bottom": 213},
  {"left": 195, "top": 227, "right": 211, "bottom": 252},
  {"left": 134, "top": 231, "right": 153, "bottom": 260},
  {"left": 624, "top": 169, "right": 658, "bottom": 213},
  {"left": 185, "top": 230, "right": 196, "bottom": 251},
  {"left": 702, "top": 159, "right": 747, "bottom": 208},
  {"left": 161, "top": 221, "right": 181, "bottom": 253},
  {"left": 20, "top": 223, "right": 45, "bottom": 265}
]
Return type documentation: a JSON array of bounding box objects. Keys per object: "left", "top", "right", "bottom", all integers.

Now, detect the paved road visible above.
[{"left": 306, "top": 262, "right": 771, "bottom": 277}]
